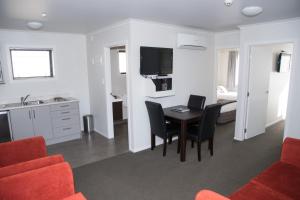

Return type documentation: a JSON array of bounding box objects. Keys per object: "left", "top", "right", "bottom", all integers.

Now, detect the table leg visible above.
[{"left": 180, "top": 120, "right": 187, "bottom": 162}]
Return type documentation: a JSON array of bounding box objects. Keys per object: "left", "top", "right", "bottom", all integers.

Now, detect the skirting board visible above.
[
  {"left": 131, "top": 136, "right": 179, "bottom": 153},
  {"left": 46, "top": 133, "right": 81, "bottom": 145},
  {"left": 265, "top": 118, "right": 284, "bottom": 128}
]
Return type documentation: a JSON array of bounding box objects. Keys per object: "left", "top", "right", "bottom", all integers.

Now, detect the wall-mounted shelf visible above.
[{"left": 144, "top": 75, "right": 175, "bottom": 98}]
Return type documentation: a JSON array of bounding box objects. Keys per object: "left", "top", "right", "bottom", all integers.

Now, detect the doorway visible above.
[
  {"left": 109, "top": 46, "right": 129, "bottom": 145},
  {"left": 245, "top": 43, "right": 294, "bottom": 139},
  {"left": 216, "top": 48, "right": 239, "bottom": 125}
]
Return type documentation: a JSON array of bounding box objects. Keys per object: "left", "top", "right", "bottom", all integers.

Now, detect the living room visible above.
[{"left": 0, "top": 0, "right": 300, "bottom": 199}]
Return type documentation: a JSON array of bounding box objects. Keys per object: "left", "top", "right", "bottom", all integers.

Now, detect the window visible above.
[
  {"left": 118, "top": 51, "right": 126, "bottom": 74},
  {"left": 10, "top": 49, "right": 54, "bottom": 79}
]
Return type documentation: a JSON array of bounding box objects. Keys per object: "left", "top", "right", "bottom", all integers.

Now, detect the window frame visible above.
[{"left": 9, "top": 48, "right": 54, "bottom": 80}]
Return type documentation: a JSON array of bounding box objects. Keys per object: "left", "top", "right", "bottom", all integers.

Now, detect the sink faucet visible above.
[{"left": 21, "top": 94, "right": 30, "bottom": 105}]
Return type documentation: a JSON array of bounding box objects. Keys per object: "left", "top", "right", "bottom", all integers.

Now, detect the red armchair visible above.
[
  {"left": 0, "top": 162, "right": 86, "bottom": 200},
  {"left": 0, "top": 136, "right": 47, "bottom": 167},
  {"left": 195, "top": 137, "right": 300, "bottom": 200}
]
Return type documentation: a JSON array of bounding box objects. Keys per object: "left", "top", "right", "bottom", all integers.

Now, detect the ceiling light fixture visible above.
[
  {"left": 242, "top": 6, "right": 263, "bottom": 17},
  {"left": 41, "top": 12, "right": 47, "bottom": 17},
  {"left": 27, "top": 21, "right": 43, "bottom": 30},
  {"left": 224, "top": 0, "right": 234, "bottom": 7}
]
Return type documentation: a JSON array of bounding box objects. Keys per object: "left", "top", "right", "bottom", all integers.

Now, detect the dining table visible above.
[{"left": 164, "top": 105, "right": 203, "bottom": 162}]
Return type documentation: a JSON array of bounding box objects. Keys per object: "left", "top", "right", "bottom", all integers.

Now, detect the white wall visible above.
[
  {"left": 0, "top": 30, "right": 90, "bottom": 128},
  {"left": 110, "top": 49, "right": 127, "bottom": 98},
  {"left": 236, "top": 18, "right": 300, "bottom": 140},
  {"left": 86, "top": 21, "right": 130, "bottom": 138},
  {"left": 129, "top": 19, "right": 215, "bottom": 152}
]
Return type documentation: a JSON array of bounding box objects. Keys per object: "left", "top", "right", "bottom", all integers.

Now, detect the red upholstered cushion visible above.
[
  {"left": 0, "top": 136, "right": 47, "bottom": 167},
  {"left": 281, "top": 137, "right": 300, "bottom": 169},
  {"left": 230, "top": 181, "right": 292, "bottom": 200},
  {"left": 252, "top": 161, "right": 300, "bottom": 200},
  {"left": 63, "top": 193, "right": 87, "bottom": 200},
  {"left": 0, "top": 154, "right": 64, "bottom": 179},
  {"left": 195, "top": 190, "right": 230, "bottom": 200},
  {"left": 0, "top": 162, "right": 75, "bottom": 200}
]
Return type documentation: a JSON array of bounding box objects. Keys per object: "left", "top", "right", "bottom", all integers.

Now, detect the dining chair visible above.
[
  {"left": 187, "top": 95, "right": 206, "bottom": 110},
  {"left": 145, "top": 101, "right": 180, "bottom": 156},
  {"left": 186, "top": 103, "right": 222, "bottom": 161}
]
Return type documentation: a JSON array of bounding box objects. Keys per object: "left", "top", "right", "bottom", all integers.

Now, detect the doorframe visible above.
[
  {"left": 103, "top": 40, "right": 133, "bottom": 151},
  {"left": 238, "top": 40, "right": 297, "bottom": 140}
]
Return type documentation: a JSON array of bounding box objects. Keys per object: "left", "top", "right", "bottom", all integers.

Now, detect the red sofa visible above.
[
  {"left": 195, "top": 137, "right": 300, "bottom": 200},
  {"left": 0, "top": 137, "right": 86, "bottom": 200}
]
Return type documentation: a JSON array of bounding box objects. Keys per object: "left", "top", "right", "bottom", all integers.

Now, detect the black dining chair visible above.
[
  {"left": 186, "top": 103, "right": 222, "bottom": 161},
  {"left": 145, "top": 101, "right": 180, "bottom": 156},
  {"left": 187, "top": 95, "right": 206, "bottom": 110}
]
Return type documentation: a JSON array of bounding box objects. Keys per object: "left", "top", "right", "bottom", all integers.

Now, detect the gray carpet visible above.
[{"left": 73, "top": 121, "right": 284, "bottom": 200}]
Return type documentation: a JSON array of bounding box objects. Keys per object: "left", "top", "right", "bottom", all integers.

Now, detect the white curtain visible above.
[{"left": 227, "top": 51, "right": 238, "bottom": 91}]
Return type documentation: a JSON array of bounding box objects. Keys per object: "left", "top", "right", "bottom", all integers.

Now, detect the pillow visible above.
[{"left": 217, "top": 85, "right": 228, "bottom": 94}]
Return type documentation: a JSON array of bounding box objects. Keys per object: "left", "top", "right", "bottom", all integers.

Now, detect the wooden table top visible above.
[{"left": 164, "top": 105, "right": 203, "bottom": 121}]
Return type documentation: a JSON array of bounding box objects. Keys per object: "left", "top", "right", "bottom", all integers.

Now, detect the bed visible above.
[{"left": 217, "top": 86, "right": 237, "bottom": 124}]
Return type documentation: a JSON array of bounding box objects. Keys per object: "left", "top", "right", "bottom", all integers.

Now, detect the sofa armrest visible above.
[
  {"left": 63, "top": 193, "right": 87, "bottom": 200},
  {"left": 0, "top": 136, "right": 47, "bottom": 167},
  {"left": 281, "top": 137, "right": 300, "bottom": 168},
  {"left": 0, "top": 154, "right": 64, "bottom": 179},
  {"left": 195, "top": 190, "right": 230, "bottom": 200},
  {"left": 0, "top": 162, "right": 75, "bottom": 200}
]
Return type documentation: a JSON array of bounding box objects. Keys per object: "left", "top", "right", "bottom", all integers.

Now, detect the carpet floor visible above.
[{"left": 73, "top": 121, "right": 284, "bottom": 200}]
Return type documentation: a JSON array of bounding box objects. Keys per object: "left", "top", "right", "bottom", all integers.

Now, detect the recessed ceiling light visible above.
[
  {"left": 41, "top": 12, "right": 47, "bottom": 17},
  {"left": 224, "top": 0, "right": 234, "bottom": 7},
  {"left": 242, "top": 6, "right": 263, "bottom": 17},
  {"left": 27, "top": 21, "right": 43, "bottom": 30}
]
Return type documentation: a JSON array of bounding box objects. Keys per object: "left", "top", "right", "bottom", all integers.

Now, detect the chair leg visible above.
[
  {"left": 209, "top": 138, "right": 214, "bottom": 156},
  {"left": 163, "top": 138, "right": 167, "bottom": 157},
  {"left": 151, "top": 133, "right": 155, "bottom": 150},
  {"left": 177, "top": 135, "right": 181, "bottom": 154},
  {"left": 197, "top": 140, "right": 201, "bottom": 161},
  {"left": 191, "top": 141, "right": 194, "bottom": 148},
  {"left": 168, "top": 136, "right": 173, "bottom": 144}
]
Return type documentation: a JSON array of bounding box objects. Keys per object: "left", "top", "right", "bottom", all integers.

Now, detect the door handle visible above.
[
  {"left": 29, "top": 110, "right": 31, "bottom": 119},
  {"left": 33, "top": 110, "right": 36, "bottom": 119}
]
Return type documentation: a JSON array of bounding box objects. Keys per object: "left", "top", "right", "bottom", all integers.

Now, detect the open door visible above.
[{"left": 245, "top": 46, "right": 272, "bottom": 139}]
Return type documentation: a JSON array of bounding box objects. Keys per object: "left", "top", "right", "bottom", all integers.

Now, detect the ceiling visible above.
[{"left": 0, "top": 0, "right": 299, "bottom": 34}]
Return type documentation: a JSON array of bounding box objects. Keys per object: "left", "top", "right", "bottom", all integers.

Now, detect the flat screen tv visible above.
[
  {"left": 140, "top": 46, "right": 173, "bottom": 76},
  {"left": 276, "top": 52, "right": 291, "bottom": 73}
]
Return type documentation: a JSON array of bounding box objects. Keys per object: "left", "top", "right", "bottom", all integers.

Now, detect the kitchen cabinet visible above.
[
  {"left": 10, "top": 106, "right": 53, "bottom": 140},
  {"left": 9, "top": 101, "right": 81, "bottom": 144},
  {"left": 10, "top": 108, "right": 35, "bottom": 140}
]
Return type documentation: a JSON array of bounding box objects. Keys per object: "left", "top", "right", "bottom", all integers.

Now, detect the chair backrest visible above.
[
  {"left": 198, "top": 103, "right": 222, "bottom": 140},
  {"left": 188, "top": 95, "right": 206, "bottom": 110},
  {"left": 145, "top": 101, "right": 166, "bottom": 138}
]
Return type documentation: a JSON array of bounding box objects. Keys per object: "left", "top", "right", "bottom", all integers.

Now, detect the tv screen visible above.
[
  {"left": 140, "top": 47, "right": 173, "bottom": 75},
  {"left": 277, "top": 52, "right": 291, "bottom": 73}
]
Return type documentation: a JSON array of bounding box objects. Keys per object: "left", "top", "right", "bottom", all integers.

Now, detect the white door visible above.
[
  {"left": 245, "top": 46, "right": 272, "bottom": 139},
  {"left": 32, "top": 106, "right": 53, "bottom": 139},
  {"left": 10, "top": 108, "right": 35, "bottom": 140}
]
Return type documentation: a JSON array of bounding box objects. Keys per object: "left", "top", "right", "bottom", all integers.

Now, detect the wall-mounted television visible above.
[
  {"left": 276, "top": 52, "right": 291, "bottom": 73},
  {"left": 140, "top": 46, "right": 173, "bottom": 76}
]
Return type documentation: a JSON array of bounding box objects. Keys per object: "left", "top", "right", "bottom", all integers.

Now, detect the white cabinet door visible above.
[
  {"left": 10, "top": 108, "right": 35, "bottom": 140},
  {"left": 32, "top": 106, "right": 53, "bottom": 139},
  {"left": 0, "top": 61, "right": 4, "bottom": 83}
]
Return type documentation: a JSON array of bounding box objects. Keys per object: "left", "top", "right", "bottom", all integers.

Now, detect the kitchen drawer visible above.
[
  {"left": 51, "top": 109, "right": 79, "bottom": 118},
  {"left": 50, "top": 102, "right": 78, "bottom": 111},
  {"left": 53, "top": 124, "right": 80, "bottom": 137},
  {"left": 52, "top": 115, "right": 80, "bottom": 128}
]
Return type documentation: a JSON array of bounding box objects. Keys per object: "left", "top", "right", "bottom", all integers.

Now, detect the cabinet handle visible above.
[
  {"left": 60, "top": 105, "right": 69, "bottom": 108},
  {"left": 28, "top": 110, "right": 31, "bottom": 119},
  {"left": 61, "top": 111, "right": 70, "bottom": 114},
  {"left": 33, "top": 110, "right": 36, "bottom": 119},
  {"left": 62, "top": 118, "right": 71, "bottom": 121},
  {"left": 63, "top": 127, "right": 71, "bottom": 131}
]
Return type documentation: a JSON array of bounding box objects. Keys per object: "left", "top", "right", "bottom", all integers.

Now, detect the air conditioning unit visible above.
[{"left": 177, "top": 33, "right": 207, "bottom": 50}]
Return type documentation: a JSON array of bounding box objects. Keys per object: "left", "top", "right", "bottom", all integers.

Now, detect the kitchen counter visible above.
[{"left": 0, "top": 97, "right": 79, "bottom": 111}]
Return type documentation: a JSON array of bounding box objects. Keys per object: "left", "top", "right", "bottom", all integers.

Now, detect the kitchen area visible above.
[{"left": 0, "top": 96, "right": 81, "bottom": 145}]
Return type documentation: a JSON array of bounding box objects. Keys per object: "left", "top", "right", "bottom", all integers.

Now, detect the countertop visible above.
[{"left": 0, "top": 97, "right": 79, "bottom": 111}]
